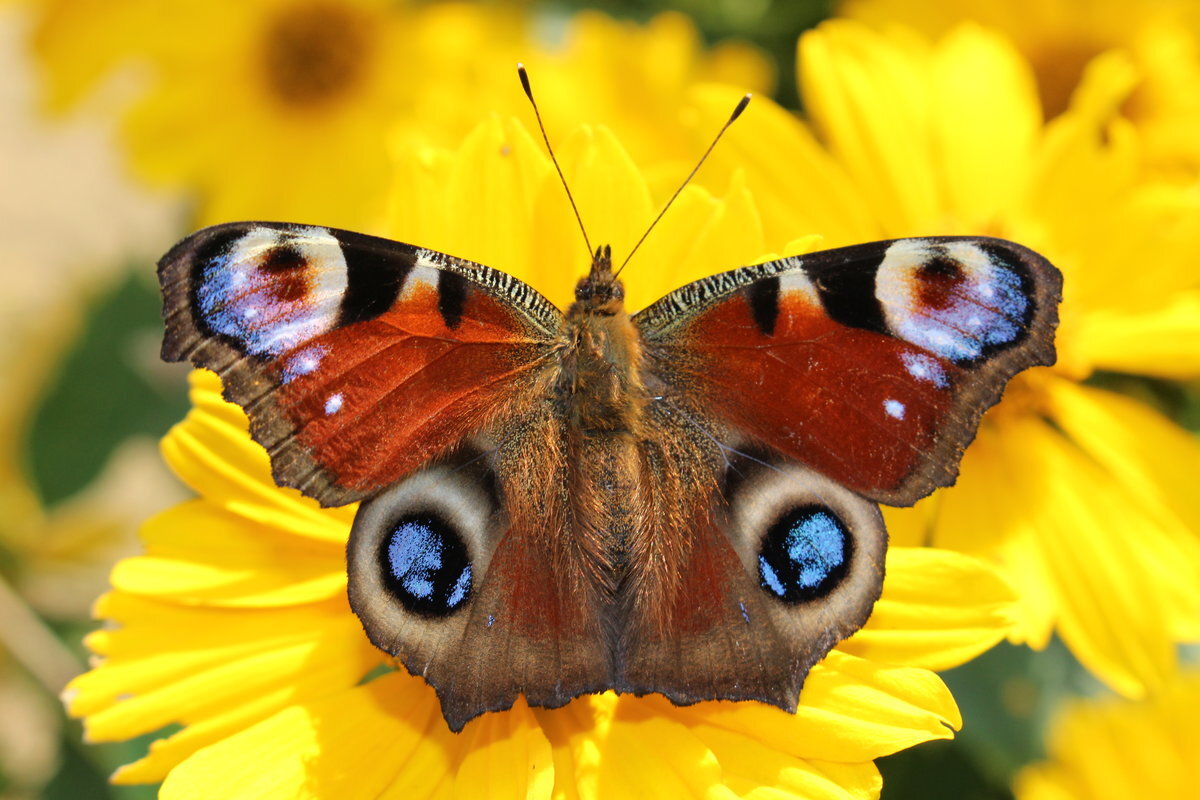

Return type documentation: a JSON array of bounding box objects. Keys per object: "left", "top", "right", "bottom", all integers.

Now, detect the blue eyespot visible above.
[
  {"left": 380, "top": 515, "right": 472, "bottom": 616},
  {"left": 758, "top": 506, "right": 851, "bottom": 603}
]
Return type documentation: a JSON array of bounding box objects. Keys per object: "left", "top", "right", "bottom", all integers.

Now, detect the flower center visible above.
[{"left": 260, "top": 2, "right": 372, "bottom": 108}]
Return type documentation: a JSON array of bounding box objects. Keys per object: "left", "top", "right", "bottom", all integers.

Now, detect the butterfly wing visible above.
[
  {"left": 635, "top": 236, "right": 1061, "bottom": 506},
  {"left": 618, "top": 236, "right": 1060, "bottom": 708},
  {"left": 159, "top": 221, "right": 561, "bottom": 506},
  {"left": 161, "top": 222, "right": 618, "bottom": 728}
]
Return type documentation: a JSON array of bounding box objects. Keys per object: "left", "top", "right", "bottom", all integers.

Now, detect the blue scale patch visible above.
[
  {"left": 194, "top": 233, "right": 344, "bottom": 357},
  {"left": 905, "top": 260, "right": 1029, "bottom": 363},
  {"left": 380, "top": 515, "right": 472, "bottom": 616},
  {"left": 758, "top": 506, "right": 851, "bottom": 603}
]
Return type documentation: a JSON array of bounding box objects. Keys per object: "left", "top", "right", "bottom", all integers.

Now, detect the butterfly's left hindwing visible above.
[
  {"left": 159, "top": 222, "right": 561, "bottom": 507},
  {"left": 161, "top": 222, "right": 626, "bottom": 730},
  {"left": 636, "top": 236, "right": 1062, "bottom": 506}
]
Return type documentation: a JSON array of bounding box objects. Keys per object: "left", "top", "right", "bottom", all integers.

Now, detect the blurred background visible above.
[{"left": 1, "top": 0, "right": 1197, "bottom": 797}]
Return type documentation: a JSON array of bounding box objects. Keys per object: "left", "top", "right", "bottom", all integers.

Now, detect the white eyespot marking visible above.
[
  {"left": 901, "top": 352, "right": 949, "bottom": 388},
  {"left": 196, "top": 225, "right": 348, "bottom": 357},
  {"left": 875, "top": 240, "right": 1030, "bottom": 363},
  {"left": 282, "top": 344, "right": 329, "bottom": 384},
  {"left": 883, "top": 399, "right": 906, "bottom": 420},
  {"left": 325, "top": 393, "right": 344, "bottom": 415}
]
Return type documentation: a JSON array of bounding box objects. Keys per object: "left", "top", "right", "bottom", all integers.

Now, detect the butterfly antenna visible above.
[
  {"left": 517, "top": 63, "right": 594, "bottom": 260},
  {"left": 614, "top": 93, "right": 751, "bottom": 279}
]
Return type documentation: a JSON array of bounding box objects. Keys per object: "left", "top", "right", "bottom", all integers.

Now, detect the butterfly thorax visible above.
[{"left": 558, "top": 246, "right": 648, "bottom": 436}]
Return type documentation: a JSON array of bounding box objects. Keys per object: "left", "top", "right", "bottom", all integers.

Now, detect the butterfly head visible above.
[{"left": 574, "top": 243, "right": 625, "bottom": 313}]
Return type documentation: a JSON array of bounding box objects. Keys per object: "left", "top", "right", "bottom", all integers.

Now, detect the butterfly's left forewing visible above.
[{"left": 159, "top": 221, "right": 561, "bottom": 506}]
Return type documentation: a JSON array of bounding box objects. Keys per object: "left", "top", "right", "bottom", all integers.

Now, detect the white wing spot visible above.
[
  {"left": 884, "top": 399, "right": 906, "bottom": 420},
  {"left": 325, "top": 393, "right": 344, "bottom": 415}
]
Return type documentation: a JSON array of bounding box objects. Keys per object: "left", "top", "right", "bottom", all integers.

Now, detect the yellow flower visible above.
[
  {"left": 66, "top": 117, "right": 1021, "bottom": 797},
  {"left": 693, "top": 20, "right": 1200, "bottom": 698},
  {"left": 839, "top": 0, "right": 1200, "bottom": 179},
  {"left": 28, "top": 0, "right": 771, "bottom": 227},
  {"left": 1014, "top": 672, "right": 1200, "bottom": 800}
]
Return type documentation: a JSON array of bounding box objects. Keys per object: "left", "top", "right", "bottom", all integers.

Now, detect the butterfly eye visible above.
[
  {"left": 757, "top": 505, "right": 851, "bottom": 603},
  {"left": 380, "top": 515, "right": 473, "bottom": 615}
]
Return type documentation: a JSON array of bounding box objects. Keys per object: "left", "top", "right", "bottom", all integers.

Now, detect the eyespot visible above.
[
  {"left": 875, "top": 239, "right": 1032, "bottom": 363},
  {"left": 757, "top": 505, "right": 851, "bottom": 603},
  {"left": 347, "top": 458, "right": 503, "bottom": 654},
  {"left": 380, "top": 515, "right": 472, "bottom": 616},
  {"left": 721, "top": 454, "right": 886, "bottom": 638}
]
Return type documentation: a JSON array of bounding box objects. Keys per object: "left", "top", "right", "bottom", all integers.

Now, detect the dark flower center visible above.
[{"left": 261, "top": 2, "right": 371, "bottom": 108}]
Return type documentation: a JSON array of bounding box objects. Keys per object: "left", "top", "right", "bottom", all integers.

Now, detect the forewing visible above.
[
  {"left": 160, "top": 221, "right": 562, "bottom": 507},
  {"left": 634, "top": 236, "right": 1061, "bottom": 506}
]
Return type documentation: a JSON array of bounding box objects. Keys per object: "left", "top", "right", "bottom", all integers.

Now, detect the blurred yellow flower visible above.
[
  {"left": 28, "top": 0, "right": 771, "bottom": 227},
  {"left": 693, "top": 20, "right": 1200, "bottom": 698},
  {"left": 65, "top": 117, "right": 1022, "bottom": 798},
  {"left": 1014, "top": 672, "right": 1200, "bottom": 800},
  {"left": 840, "top": 0, "right": 1200, "bottom": 180}
]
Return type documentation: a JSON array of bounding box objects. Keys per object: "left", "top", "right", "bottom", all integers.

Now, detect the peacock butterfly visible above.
[{"left": 157, "top": 83, "right": 1061, "bottom": 732}]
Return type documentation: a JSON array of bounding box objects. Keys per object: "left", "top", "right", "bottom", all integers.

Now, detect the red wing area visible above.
[
  {"left": 636, "top": 239, "right": 1060, "bottom": 506},
  {"left": 158, "top": 222, "right": 561, "bottom": 507},
  {"left": 656, "top": 292, "right": 964, "bottom": 504},
  {"left": 270, "top": 284, "right": 553, "bottom": 504}
]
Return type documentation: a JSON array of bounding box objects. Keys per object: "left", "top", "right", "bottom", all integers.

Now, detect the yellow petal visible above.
[
  {"left": 67, "top": 593, "right": 372, "bottom": 717},
  {"left": 690, "top": 85, "right": 876, "bottom": 247},
  {"left": 1074, "top": 291, "right": 1200, "bottom": 378},
  {"left": 454, "top": 700, "right": 554, "bottom": 800},
  {"left": 931, "top": 24, "right": 1041, "bottom": 229},
  {"left": 162, "top": 371, "right": 354, "bottom": 544},
  {"left": 1011, "top": 418, "right": 1181, "bottom": 697},
  {"left": 799, "top": 20, "right": 942, "bottom": 235},
  {"left": 77, "top": 610, "right": 376, "bottom": 743},
  {"left": 160, "top": 673, "right": 460, "bottom": 800},
  {"left": 841, "top": 547, "right": 1018, "bottom": 671},
  {"left": 1046, "top": 381, "right": 1200, "bottom": 638},
  {"left": 437, "top": 116, "right": 551, "bottom": 281},
  {"left": 927, "top": 422, "right": 1059, "bottom": 648},
  {"left": 651, "top": 650, "right": 958, "bottom": 764},
  {"left": 111, "top": 501, "right": 345, "bottom": 606},
  {"left": 525, "top": 125, "right": 655, "bottom": 308},
  {"left": 629, "top": 170, "right": 768, "bottom": 311}
]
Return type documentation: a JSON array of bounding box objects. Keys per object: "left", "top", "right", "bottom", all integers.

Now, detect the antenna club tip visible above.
[
  {"left": 517, "top": 63, "right": 532, "bottom": 98},
  {"left": 730, "top": 93, "right": 751, "bottom": 122}
]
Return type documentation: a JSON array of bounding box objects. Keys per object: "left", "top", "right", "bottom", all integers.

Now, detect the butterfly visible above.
[{"left": 158, "top": 217, "right": 1061, "bottom": 731}]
